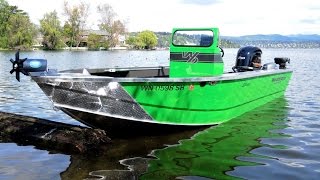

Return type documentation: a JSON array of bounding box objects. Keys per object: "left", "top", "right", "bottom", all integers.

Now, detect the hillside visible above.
[
  {"left": 222, "top": 34, "right": 320, "bottom": 42},
  {"left": 154, "top": 32, "right": 320, "bottom": 48},
  {"left": 222, "top": 34, "right": 320, "bottom": 48}
]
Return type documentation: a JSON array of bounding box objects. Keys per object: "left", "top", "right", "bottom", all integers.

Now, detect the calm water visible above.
[{"left": 0, "top": 49, "right": 319, "bottom": 179}]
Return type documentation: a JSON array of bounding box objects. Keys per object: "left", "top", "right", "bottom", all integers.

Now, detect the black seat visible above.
[{"left": 200, "top": 35, "right": 213, "bottom": 46}]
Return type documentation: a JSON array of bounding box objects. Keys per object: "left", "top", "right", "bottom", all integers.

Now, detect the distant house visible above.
[
  {"left": 36, "top": 29, "right": 126, "bottom": 49},
  {"left": 118, "top": 35, "right": 126, "bottom": 46},
  {"left": 79, "top": 30, "right": 109, "bottom": 47},
  {"left": 82, "top": 30, "right": 109, "bottom": 37},
  {"left": 80, "top": 30, "right": 127, "bottom": 48},
  {"left": 33, "top": 33, "right": 44, "bottom": 48}
]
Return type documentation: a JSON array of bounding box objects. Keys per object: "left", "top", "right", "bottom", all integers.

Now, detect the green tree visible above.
[
  {"left": 62, "top": 22, "right": 73, "bottom": 47},
  {"left": 156, "top": 32, "right": 171, "bottom": 48},
  {"left": 40, "top": 11, "right": 63, "bottom": 50},
  {"left": 137, "top": 30, "right": 158, "bottom": 49},
  {"left": 97, "top": 3, "right": 126, "bottom": 48},
  {"left": 0, "top": 0, "right": 30, "bottom": 48},
  {"left": 125, "top": 36, "right": 135, "bottom": 48},
  {"left": 134, "top": 36, "right": 145, "bottom": 49},
  {"left": 63, "top": 1, "right": 89, "bottom": 47},
  {"left": 0, "top": 0, "right": 10, "bottom": 48},
  {"left": 87, "top": 33, "right": 103, "bottom": 50},
  {"left": 0, "top": 0, "right": 36, "bottom": 49},
  {"left": 6, "top": 9, "right": 36, "bottom": 49}
]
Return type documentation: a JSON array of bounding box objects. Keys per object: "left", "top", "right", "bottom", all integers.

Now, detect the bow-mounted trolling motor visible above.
[{"left": 9, "top": 50, "right": 48, "bottom": 81}]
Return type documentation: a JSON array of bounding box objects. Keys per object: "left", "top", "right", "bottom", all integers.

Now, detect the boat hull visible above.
[
  {"left": 60, "top": 107, "right": 210, "bottom": 137},
  {"left": 33, "top": 69, "right": 292, "bottom": 129},
  {"left": 122, "top": 72, "right": 292, "bottom": 125}
]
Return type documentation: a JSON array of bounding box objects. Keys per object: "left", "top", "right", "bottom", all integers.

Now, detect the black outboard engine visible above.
[
  {"left": 274, "top": 57, "right": 290, "bottom": 69},
  {"left": 233, "top": 46, "right": 262, "bottom": 72}
]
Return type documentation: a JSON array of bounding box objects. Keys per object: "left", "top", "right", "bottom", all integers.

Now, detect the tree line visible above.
[
  {"left": 0, "top": 0, "right": 238, "bottom": 51},
  {"left": 0, "top": 0, "right": 36, "bottom": 49},
  {"left": 0, "top": 0, "right": 158, "bottom": 50}
]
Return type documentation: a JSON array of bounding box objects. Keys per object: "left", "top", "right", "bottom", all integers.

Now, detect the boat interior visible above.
[
  {"left": 58, "top": 46, "right": 290, "bottom": 79},
  {"left": 59, "top": 57, "right": 288, "bottom": 79},
  {"left": 61, "top": 66, "right": 170, "bottom": 78}
]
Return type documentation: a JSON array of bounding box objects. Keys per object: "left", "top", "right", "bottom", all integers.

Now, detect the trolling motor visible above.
[
  {"left": 9, "top": 50, "right": 47, "bottom": 81},
  {"left": 274, "top": 57, "right": 290, "bottom": 69}
]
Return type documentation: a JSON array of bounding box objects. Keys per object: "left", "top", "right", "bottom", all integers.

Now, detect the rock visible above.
[{"left": 0, "top": 111, "right": 111, "bottom": 154}]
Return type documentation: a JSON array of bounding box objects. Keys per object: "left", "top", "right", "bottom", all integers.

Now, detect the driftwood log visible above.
[{"left": 0, "top": 111, "right": 110, "bottom": 154}]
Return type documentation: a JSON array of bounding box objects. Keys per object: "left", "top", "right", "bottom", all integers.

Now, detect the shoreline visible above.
[
  {"left": 1, "top": 47, "right": 320, "bottom": 52},
  {"left": 0, "top": 111, "right": 110, "bottom": 154}
]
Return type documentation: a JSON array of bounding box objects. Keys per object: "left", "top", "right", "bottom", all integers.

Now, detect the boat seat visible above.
[
  {"left": 262, "top": 63, "right": 277, "bottom": 70},
  {"left": 200, "top": 35, "right": 213, "bottom": 46}
]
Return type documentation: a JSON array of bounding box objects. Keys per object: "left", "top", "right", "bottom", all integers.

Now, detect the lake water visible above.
[{"left": 0, "top": 49, "right": 319, "bottom": 179}]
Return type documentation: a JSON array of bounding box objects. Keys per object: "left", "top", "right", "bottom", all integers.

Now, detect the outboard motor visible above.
[
  {"left": 10, "top": 50, "right": 47, "bottom": 81},
  {"left": 274, "top": 57, "right": 290, "bottom": 69},
  {"left": 233, "top": 46, "right": 262, "bottom": 72}
]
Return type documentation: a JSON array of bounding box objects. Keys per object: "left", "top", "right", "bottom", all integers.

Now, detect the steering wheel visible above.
[{"left": 219, "top": 47, "right": 224, "bottom": 57}]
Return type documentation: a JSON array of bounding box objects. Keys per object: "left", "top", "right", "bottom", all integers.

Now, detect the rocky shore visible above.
[{"left": 0, "top": 111, "right": 111, "bottom": 154}]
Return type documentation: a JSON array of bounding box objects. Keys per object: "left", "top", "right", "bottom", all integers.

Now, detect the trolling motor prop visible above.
[
  {"left": 10, "top": 50, "right": 27, "bottom": 81},
  {"left": 9, "top": 50, "right": 47, "bottom": 81},
  {"left": 274, "top": 57, "right": 290, "bottom": 69}
]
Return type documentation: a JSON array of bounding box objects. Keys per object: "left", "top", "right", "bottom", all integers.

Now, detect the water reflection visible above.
[
  {"left": 62, "top": 97, "right": 289, "bottom": 180},
  {"left": 140, "top": 98, "right": 289, "bottom": 180},
  {"left": 60, "top": 127, "right": 206, "bottom": 179}
]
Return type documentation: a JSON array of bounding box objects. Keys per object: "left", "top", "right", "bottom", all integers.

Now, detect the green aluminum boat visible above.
[{"left": 9, "top": 27, "right": 292, "bottom": 135}]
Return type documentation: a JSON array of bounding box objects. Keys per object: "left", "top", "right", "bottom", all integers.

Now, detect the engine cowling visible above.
[{"left": 233, "top": 46, "right": 262, "bottom": 72}]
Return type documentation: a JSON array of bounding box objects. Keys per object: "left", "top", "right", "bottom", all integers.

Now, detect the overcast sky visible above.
[{"left": 7, "top": 0, "right": 320, "bottom": 36}]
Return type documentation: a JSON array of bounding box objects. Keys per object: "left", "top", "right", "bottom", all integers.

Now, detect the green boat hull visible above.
[{"left": 122, "top": 71, "right": 292, "bottom": 125}]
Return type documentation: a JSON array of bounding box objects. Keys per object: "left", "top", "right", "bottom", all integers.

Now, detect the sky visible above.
[{"left": 7, "top": 0, "right": 320, "bottom": 36}]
